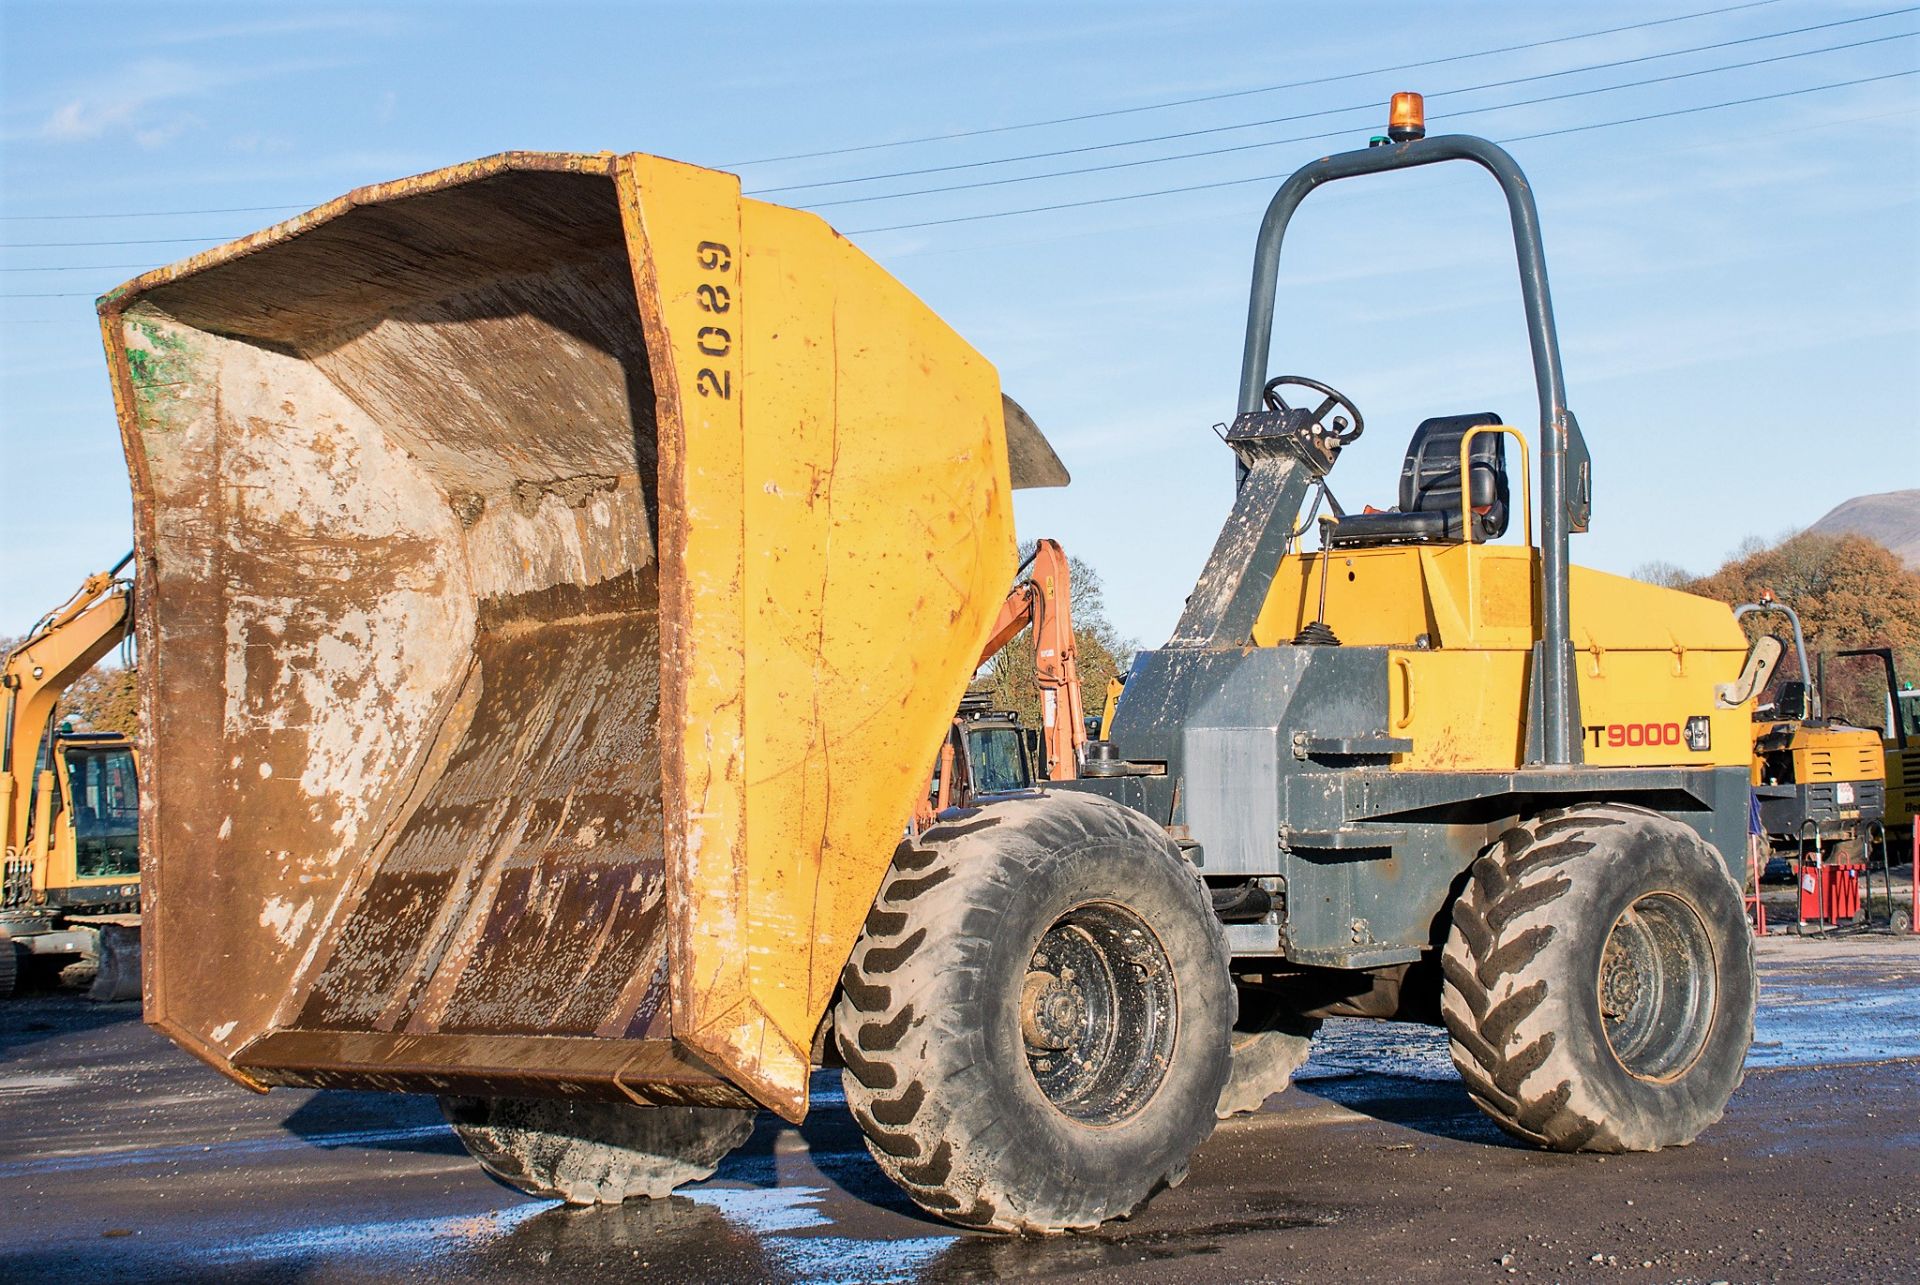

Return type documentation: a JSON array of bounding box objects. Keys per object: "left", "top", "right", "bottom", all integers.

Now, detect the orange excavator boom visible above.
[{"left": 979, "top": 539, "right": 1085, "bottom": 781}]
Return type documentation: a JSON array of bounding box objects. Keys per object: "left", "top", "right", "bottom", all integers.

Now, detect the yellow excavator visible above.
[{"left": 1, "top": 553, "right": 142, "bottom": 999}]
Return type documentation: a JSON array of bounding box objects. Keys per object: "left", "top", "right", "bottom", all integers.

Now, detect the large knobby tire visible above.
[
  {"left": 88, "top": 923, "right": 142, "bottom": 1003},
  {"left": 439, "top": 1097, "right": 755, "bottom": 1205},
  {"left": 0, "top": 934, "right": 16, "bottom": 1000},
  {"left": 1441, "top": 803, "right": 1755, "bottom": 1153},
  {"left": 1216, "top": 1008, "right": 1320, "bottom": 1120},
  {"left": 834, "top": 792, "right": 1232, "bottom": 1234}
]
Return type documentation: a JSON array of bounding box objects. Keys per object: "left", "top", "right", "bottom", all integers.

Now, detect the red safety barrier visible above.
[
  {"left": 1746, "top": 835, "right": 1767, "bottom": 936},
  {"left": 1799, "top": 861, "right": 1863, "bottom": 924}
]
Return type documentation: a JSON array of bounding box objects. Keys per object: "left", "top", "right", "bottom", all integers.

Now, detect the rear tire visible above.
[
  {"left": 1441, "top": 804, "right": 1755, "bottom": 1153},
  {"left": 87, "top": 923, "right": 142, "bottom": 1003},
  {"left": 1216, "top": 1005, "right": 1319, "bottom": 1119},
  {"left": 0, "top": 934, "right": 15, "bottom": 1000},
  {"left": 834, "top": 792, "right": 1232, "bottom": 1233},
  {"left": 439, "top": 1097, "right": 755, "bottom": 1205}
]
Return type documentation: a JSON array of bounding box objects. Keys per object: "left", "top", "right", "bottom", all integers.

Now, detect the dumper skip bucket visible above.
[{"left": 100, "top": 152, "right": 1050, "bottom": 1119}]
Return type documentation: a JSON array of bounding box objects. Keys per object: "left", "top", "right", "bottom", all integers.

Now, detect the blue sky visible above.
[{"left": 2, "top": 1, "right": 1915, "bottom": 647}]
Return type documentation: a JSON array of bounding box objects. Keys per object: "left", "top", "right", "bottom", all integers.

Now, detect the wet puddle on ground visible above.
[{"left": 99, "top": 949, "right": 1920, "bottom": 1283}]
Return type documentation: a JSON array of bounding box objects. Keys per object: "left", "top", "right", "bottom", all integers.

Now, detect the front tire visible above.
[
  {"left": 1441, "top": 804, "right": 1755, "bottom": 1153},
  {"left": 440, "top": 1097, "right": 755, "bottom": 1205},
  {"left": 835, "top": 792, "right": 1232, "bottom": 1233}
]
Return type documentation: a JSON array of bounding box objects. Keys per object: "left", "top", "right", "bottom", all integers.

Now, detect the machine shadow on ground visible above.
[
  {"left": 0, "top": 994, "right": 140, "bottom": 1057},
  {"left": 278, "top": 1091, "right": 468, "bottom": 1157},
  {"left": 1298, "top": 1072, "right": 1517, "bottom": 1147}
]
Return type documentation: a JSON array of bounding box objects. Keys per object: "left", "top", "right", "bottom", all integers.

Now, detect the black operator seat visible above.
[{"left": 1326, "top": 412, "right": 1509, "bottom": 548}]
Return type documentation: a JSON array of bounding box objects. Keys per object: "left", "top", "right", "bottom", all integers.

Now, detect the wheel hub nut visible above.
[{"left": 1021, "top": 971, "right": 1085, "bottom": 1051}]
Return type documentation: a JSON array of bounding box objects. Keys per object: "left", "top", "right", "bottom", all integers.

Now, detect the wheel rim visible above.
[
  {"left": 1019, "top": 901, "right": 1177, "bottom": 1124},
  {"left": 1598, "top": 892, "right": 1718, "bottom": 1081}
]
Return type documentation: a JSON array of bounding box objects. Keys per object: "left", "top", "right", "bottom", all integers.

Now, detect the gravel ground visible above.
[{"left": 1, "top": 935, "right": 1915, "bottom": 1284}]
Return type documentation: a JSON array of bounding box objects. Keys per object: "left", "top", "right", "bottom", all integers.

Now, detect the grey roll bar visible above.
[
  {"left": 1734, "top": 601, "right": 1818, "bottom": 719},
  {"left": 1235, "top": 133, "right": 1592, "bottom": 767}
]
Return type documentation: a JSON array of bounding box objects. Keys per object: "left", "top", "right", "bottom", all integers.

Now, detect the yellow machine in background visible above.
[
  {"left": 1832, "top": 647, "right": 1919, "bottom": 844},
  {"left": 1732, "top": 599, "right": 1887, "bottom": 863},
  {"left": 1749, "top": 718, "right": 1886, "bottom": 857},
  {"left": 2, "top": 553, "right": 142, "bottom": 999}
]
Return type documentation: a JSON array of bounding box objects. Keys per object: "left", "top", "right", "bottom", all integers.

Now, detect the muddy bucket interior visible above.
[{"left": 104, "top": 153, "right": 1030, "bottom": 1117}]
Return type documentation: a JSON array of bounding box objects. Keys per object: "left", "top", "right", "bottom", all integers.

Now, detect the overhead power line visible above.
[
  {"left": 1506, "top": 73, "right": 1919, "bottom": 140},
  {"left": 0, "top": 263, "right": 154, "bottom": 273},
  {"left": 0, "top": 0, "right": 1795, "bottom": 226},
  {"left": 838, "top": 68, "right": 1920, "bottom": 235},
  {"left": 799, "top": 29, "right": 1919, "bottom": 211},
  {"left": 0, "top": 203, "right": 311, "bottom": 223},
  {"left": 2, "top": 234, "right": 249, "bottom": 249},
  {"left": 5, "top": 67, "right": 1911, "bottom": 300},
  {"left": 749, "top": 5, "right": 1920, "bottom": 197},
  {"left": 3, "top": 87, "right": 1912, "bottom": 309},
  {"left": 8, "top": 17, "right": 1911, "bottom": 253},
  {"left": 4, "top": 46, "right": 1914, "bottom": 285},
  {"left": 719, "top": 0, "right": 1790, "bottom": 167}
]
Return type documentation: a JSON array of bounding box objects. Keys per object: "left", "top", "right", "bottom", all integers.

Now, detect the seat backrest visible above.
[{"left": 1399, "top": 413, "right": 1508, "bottom": 542}]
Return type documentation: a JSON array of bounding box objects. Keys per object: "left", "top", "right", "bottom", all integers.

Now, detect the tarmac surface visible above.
[{"left": 2, "top": 934, "right": 1915, "bottom": 1284}]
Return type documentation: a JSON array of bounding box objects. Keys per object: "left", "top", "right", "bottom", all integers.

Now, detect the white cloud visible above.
[
  {"left": 34, "top": 59, "right": 216, "bottom": 144},
  {"left": 229, "top": 131, "right": 295, "bottom": 156},
  {"left": 18, "top": 55, "right": 356, "bottom": 149}
]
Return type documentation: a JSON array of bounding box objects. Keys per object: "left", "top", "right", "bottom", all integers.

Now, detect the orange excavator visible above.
[
  {"left": 3, "top": 552, "right": 142, "bottom": 999},
  {"left": 923, "top": 539, "right": 1085, "bottom": 816}
]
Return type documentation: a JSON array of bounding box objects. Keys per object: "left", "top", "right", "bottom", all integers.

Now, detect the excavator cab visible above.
[
  {"left": 17, "top": 729, "right": 139, "bottom": 905},
  {"left": 959, "top": 712, "right": 1035, "bottom": 797},
  {"left": 926, "top": 691, "right": 1038, "bottom": 813},
  {"left": 56, "top": 735, "right": 140, "bottom": 884}
]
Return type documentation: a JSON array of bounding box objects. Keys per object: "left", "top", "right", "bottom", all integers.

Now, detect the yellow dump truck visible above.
[{"left": 108, "top": 114, "right": 1763, "bottom": 1234}]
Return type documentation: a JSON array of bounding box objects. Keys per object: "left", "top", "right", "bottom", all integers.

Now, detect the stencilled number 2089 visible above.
[{"left": 694, "top": 240, "right": 733, "bottom": 399}]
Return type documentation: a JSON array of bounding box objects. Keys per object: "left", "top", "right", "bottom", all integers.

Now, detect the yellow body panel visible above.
[
  {"left": 1383, "top": 650, "right": 1530, "bottom": 771},
  {"left": 632, "top": 160, "right": 1016, "bottom": 1109},
  {"left": 1571, "top": 566, "right": 1749, "bottom": 770},
  {"left": 1254, "top": 543, "right": 1533, "bottom": 652},
  {"left": 1253, "top": 544, "right": 1748, "bottom": 772}
]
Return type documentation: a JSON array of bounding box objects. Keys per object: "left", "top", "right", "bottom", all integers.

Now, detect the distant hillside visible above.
[{"left": 1808, "top": 489, "right": 1920, "bottom": 569}]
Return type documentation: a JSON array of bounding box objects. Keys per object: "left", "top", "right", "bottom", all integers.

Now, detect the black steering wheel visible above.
[{"left": 1262, "top": 375, "right": 1364, "bottom": 445}]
